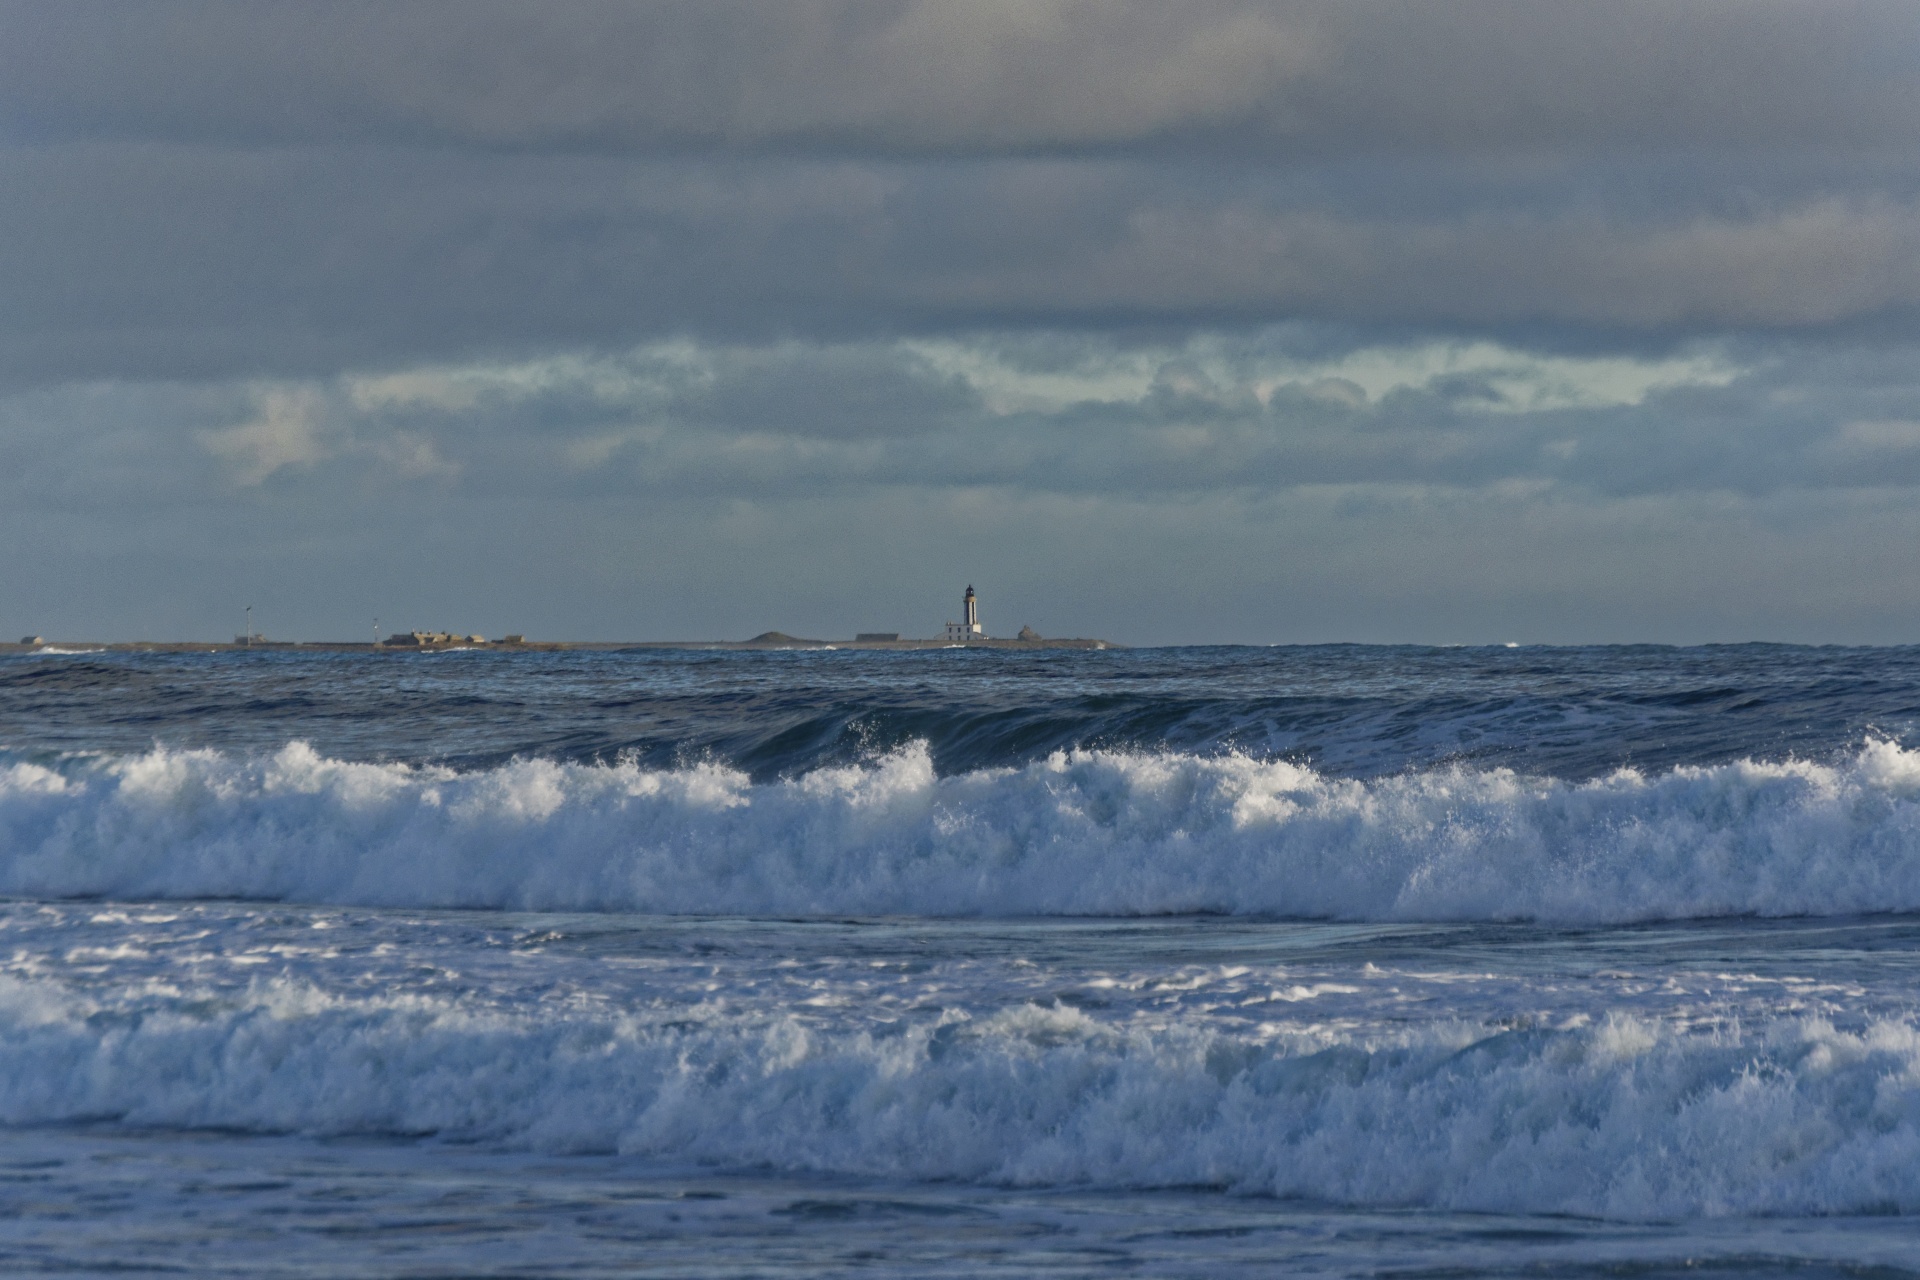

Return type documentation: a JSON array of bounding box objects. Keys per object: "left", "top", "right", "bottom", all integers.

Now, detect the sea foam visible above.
[
  {"left": 5, "top": 739, "right": 1920, "bottom": 922},
  {"left": 0, "top": 966, "right": 1916, "bottom": 1218}
]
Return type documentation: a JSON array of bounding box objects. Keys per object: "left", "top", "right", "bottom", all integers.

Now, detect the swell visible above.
[
  {"left": 9, "top": 645, "right": 1918, "bottom": 781},
  {"left": 0, "top": 970, "right": 1914, "bottom": 1218},
  {"left": 7, "top": 740, "right": 1920, "bottom": 922}
]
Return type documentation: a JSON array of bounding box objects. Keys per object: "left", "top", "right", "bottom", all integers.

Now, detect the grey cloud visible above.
[
  {"left": 5, "top": 2, "right": 1918, "bottom": 387},
  {"left": 8, "top": 145, "right": 1920, "bottom": 389},
  {"left": 0, "top": 145, "right": 900, "bottom": 383},
  {"left": 1, "top": 331, "right": 1889, "bottom": 509},
  {"left": 5, "top": 1, "right": 1917, "bottom": 157},
  {"left": 9, "top": 331, "right": 1920, "bottom": 643},
  {"left": 7, "top": 2, "right": 1920, "bottom": 644},
  {"left": 900, "top": 194, "right": 1920, "bottom": 331},
  {"left": 0, "top": 1, "right": 1311, "bottom": 153},
  {"left": 322, "top": 334, "right": 1920, "bottom": 504}
]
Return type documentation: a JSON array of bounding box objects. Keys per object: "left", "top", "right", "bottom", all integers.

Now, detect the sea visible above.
[{"left": 5, "top": 643, "right": 1920, "bottom": 1277}]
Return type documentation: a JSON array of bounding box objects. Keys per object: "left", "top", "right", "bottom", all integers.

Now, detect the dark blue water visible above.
[
  {"left": 6, "top": 643, "right": 1917, "bottom": 779},
  {"left": 6, "top": 644, "right": 1920, "bottom": 1276}
]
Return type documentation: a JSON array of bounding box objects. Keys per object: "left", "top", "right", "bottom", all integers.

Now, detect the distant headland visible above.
[{"left": 3, "top": 586, "right": 1118, "bottom": 652}]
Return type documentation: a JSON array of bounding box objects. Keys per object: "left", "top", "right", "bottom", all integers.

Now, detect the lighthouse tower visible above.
[{"left": 944, "top": 585, "right": 985, "bottom": 643}]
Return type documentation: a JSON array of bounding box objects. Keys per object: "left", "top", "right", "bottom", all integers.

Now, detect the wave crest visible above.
[
  {"left": 1, "top": 967, "right": 1916, "bottom": 1217},
  {"left": 5, "top": 740, "right": 1920, "bottom": 921}
]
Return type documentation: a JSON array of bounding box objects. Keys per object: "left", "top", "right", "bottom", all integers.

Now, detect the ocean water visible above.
[{"left": 5, "top": 645, "right": 1920, "bottom": 1276}]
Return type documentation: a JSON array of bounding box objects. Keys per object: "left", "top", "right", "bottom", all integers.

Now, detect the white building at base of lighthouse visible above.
[{"left": 943, "top": 585, "right": 985, "bottom": 642}]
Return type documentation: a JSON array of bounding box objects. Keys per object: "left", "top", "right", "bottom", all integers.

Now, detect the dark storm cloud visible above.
[
  {"left": 6, "top": 145, "right": 1920, "bottom": 386},
  {"left": 1, "top": 0, "right": 1919, "bottom": 386}
]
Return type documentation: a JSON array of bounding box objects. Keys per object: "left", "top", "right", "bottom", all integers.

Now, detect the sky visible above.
[{"left": 5, "top": 1, "right": 1920, "bottom": 645}]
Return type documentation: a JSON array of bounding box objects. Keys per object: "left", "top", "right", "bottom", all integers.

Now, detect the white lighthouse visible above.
[{"left": 944, "top": 585, "right": 985, "bottom": 643}]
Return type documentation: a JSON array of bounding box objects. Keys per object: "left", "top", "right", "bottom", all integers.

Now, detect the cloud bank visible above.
[{"left": 1, "top": 2, "right": 1917, "bottom": 641}]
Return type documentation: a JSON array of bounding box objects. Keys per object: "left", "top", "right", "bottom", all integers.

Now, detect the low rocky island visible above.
[
  {"left": 646, "top": 587, "right": 1116, "bottom": 649},
  {"left": 1, "top": 587, "right": 1116, "bottom": 652}
]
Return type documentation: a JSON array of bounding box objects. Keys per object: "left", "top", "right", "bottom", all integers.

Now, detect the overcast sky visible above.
[{"left": 5, "top": 0, "right": 1920, "bottom": 644}]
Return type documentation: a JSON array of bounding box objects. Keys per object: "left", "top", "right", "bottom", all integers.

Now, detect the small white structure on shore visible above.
[{"left": 944, "top": 585, "right": 985, "bottom": 642}]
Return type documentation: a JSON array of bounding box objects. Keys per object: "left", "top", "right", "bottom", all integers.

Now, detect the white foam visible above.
[
  {"left": 0, "top": 967, "right": 1914, "bottom": 1218},
  {"left": 6, "top": 740, "right": 1920, "bottom": 921}
]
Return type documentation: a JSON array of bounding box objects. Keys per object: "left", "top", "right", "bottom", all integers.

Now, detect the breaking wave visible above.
[
  {"left": 1, "top": 969, "right": 1917, "bottom": 1218},
  {"left": 6, "top": 739, "right": 1920, "bottom": 922}
]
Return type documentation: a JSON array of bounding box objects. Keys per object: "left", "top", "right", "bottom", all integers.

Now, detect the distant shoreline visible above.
[{"left": 0, "top": 637, "right": 1119, "bottom": 653}]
